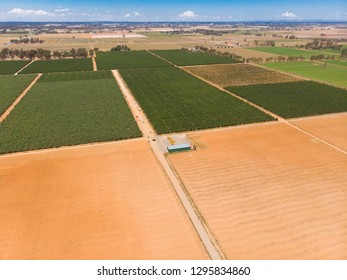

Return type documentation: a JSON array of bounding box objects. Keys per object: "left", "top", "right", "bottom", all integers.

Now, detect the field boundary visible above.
[
  {"left": 114, "top": 69, "right": 224, "bottom": 260},
  {"left": 146, "top": 50, "right": 177, "bottom": 66},
  {"left": 0, "top": 73, "right": 41, "bottom": 123},
  {"left": 14, "top": 60, "right": 34, "bottom": 75}
]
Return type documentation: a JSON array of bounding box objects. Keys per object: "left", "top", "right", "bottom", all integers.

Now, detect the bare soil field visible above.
[
  {"left": 183, "top": 64, "right": 301, "bottom": 87},
  {"left": 0, "top": 140, "right": 208, "bottom": 260},
  {"left": 169, "top": 123, "right": 347, "bottom": 259},
  {"left": 290, "top": 112, "right": 347, "bottom": 152}
]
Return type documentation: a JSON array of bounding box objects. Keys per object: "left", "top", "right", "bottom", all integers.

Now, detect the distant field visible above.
[
  {"left": 249, "top": 47, "right": 330, "bottom": 59},
  {"left": 263, "top": 61, "right": 347, "bottom": 88},
  {"left": 0, "top": 71, "right": 141, "bottom": 154},
  {"left": 20, "top": 58, "right": 93, "bottom": 74},
  {"left": 96, "top": 51, "right": 172, "bottom": 69},
  {"left": 0, "top": 60, "right": 30, "bottom": 75},
  {"left": 120, "top": 67, "right": 273, "bottom": 134},
  {"left": 183, "top": 64, "right": 301, "bottom": 87},
  {"left": 326, "top": 60, "right": 347, "bottom": 67},
  {"left": 0, "top": 75, "right": 35, "bottom": 115},
  {"left": 227, "top": 81, "right": 347, "bottom": 119},
  {"left": 151, "top": 49, "right": 241, "bottom": 66}
]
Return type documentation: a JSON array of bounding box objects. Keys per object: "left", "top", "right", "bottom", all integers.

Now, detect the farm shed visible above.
[{"left": 167, "top": 143, "right": 191, "bottom": 153}]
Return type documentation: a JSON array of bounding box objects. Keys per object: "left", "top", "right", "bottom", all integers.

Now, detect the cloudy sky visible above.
[{"left": 0, "top": 0, "right": 346, "bottom": 22}]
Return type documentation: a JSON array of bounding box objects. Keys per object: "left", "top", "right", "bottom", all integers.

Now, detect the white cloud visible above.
[
  {"left": 55, "top": 8, "right": 69, "bottom": 12},
  {"left": 179, "top": 10, "right": 196, "bottom": 18},
  {"left": 8, "top": 8, "right": 54, "bottom": 16},
  {"left": 106, "top": 11, "right": 111, "bottom": 13},
  {"left": 125, "top": 11, "right": 141, "bottom": 18},
  {"left": 281, "top": 11, "right": 296, "bottom": 17}
]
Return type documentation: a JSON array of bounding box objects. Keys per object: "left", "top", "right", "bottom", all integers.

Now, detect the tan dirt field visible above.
[
  {"left": 290, "top": 112, "right": 347, "bottom": 152},
  {"left": 0, "top": 139, "right": 208, "bottom": 260},
  {"left": 183, "top": 64, "right": 301, "bottom": 87},
  {"left": 168, "top": 122, "right": 347, "bottom": 259}
]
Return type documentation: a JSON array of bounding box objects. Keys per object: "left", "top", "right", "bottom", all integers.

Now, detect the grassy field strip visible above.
[
  {"left": 113, "top": 69, "right": 223, "bottom": 259},
  {"left": 179, "top": 66, "right": 283, "bottom": 121},
  {"left": 262, "top": 61, "right": 347, "bottom": 89},
  {"left": 0, "top": 74, "right": 41, "bottom": 123},
  {"left": 256, "top": 63, "right": 311, "bottom": 81},
  {"left": 14, "top": 60, "right": 35, "bottom": 75}
]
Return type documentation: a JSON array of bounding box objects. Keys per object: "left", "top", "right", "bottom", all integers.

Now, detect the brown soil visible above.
[
  {"left": 169, "top": 123, "right": 347, "bottom": 259},
  {"left": 290, "top": 113, "right": 347, "bottom": 152},
  {"left": 0, "top": 140, "right": 208, "bottom": 260},
  {"left": 183, "top": 64, "right": 301, "bottom": 87}
]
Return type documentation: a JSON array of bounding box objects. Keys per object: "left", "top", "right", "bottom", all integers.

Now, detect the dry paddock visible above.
[
  {"left": 168, "top": 122, "right": 347, "bottom": 259},
  {"left": 0, "top": 139, "right": 208, "bottom": 260},
  {"left": 290, "top": 112, "right": 347, "bottom": 152}
]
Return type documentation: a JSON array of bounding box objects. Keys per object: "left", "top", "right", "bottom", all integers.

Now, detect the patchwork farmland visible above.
[
  {"left": 183, "top": 64, "right": 301, "bottom": 87},
  {"left": 0, "top": 74, "right": 36, "bottom": 116},
  {"left": 227, "top": 81, "right": 347, "bottom": 119},
  {"left": 1, "top": 26, "right": 347, "bottom": 261},
  {"left": 0, "top": 60, "right": 30, "bottom": 75},
  {"left": 0, "top": 71, "right": 141, "bottom": 154},
  {"left": 120, "top": 67, "right": 273, "bottom": 134},
  {"left": 152, "top": 49, "right": 241, "bottom": 66},
  {"left": 20, "top": 58, "right": 93, "bottom": 74},
  {"left": 96, "top": 50, "right": 172, "bottom": 69}
]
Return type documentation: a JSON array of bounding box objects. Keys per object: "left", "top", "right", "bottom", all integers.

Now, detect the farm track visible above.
[
  {"left": 92, "top": 55, "right": 97, "bottom": 71},
  {"left": 14, "top": 60, "right": 35, "bottom": 75},
  {"left": 113, "top": 69, "right": 224, "bottom": 260},
  {"left": 0, "top": 74, "right": 41, "bottom": 123}
]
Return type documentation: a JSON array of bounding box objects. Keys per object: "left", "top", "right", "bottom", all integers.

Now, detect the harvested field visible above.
[
  {"left": 96, "top": 50, "right": 172, "bottom": 70},
  {"left": 152, "top": 49, "right": 241, "bottom": 66},
  {"left": 0, "top": 140, "right": 208, "bottom": 259},
  {"left": 290, "top": 112, "right": 347, "bottom": 152},
  {"left": 169, "top": 123, "right": 347, "bottom": 259},
  {"left": 0, "top": 71, "right": 141, "bottom": 154},
  {"left": 263, "top": 61, "right": 347, "bottom": 88},
  {"left": 0, "top": 60, "right": 30, "bottom": 75},
  {"left": 0, "top": 75, "right": 36, "bottom": 116},
  {"left": 120, "top": 67, "right": 273, "bottom": 134},
  {"left": 20, "top": 58, "right": 93, "bottom": 74},
  {"left": 227, "top": 81, "right": 347, "bottom": 118},
  {"left": 183, "top": 64, "right": 301, "bottom": 87}
]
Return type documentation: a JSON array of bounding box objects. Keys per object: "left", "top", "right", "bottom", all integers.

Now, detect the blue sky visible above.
[{"left": 0, "top": 0, "right": 346, "bottom": 21}]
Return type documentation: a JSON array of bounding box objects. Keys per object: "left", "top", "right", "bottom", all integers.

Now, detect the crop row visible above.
[
  {"left": 0, "top": 74, "right": 36, "bottom": 116},
  {"left": 226, "top": 81, "right": 347, "bottom": 119},
  {"left": 20, "top": 58, "right": 93, "bottom": 74},
  {"left": 0, "top": 71, "right": 141, "bottom": 154},
  {"left": 96, "top": 51, "right": 172, "bottom": 70},
  {"left": 120, "top": 67, "right": 273, "bottom": 134},
  {"left": 0, "top": 60, "right": 30, "bottom": 75},
  {"left": 152, "top": 49, "right": 241, "bottom": 66}
]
